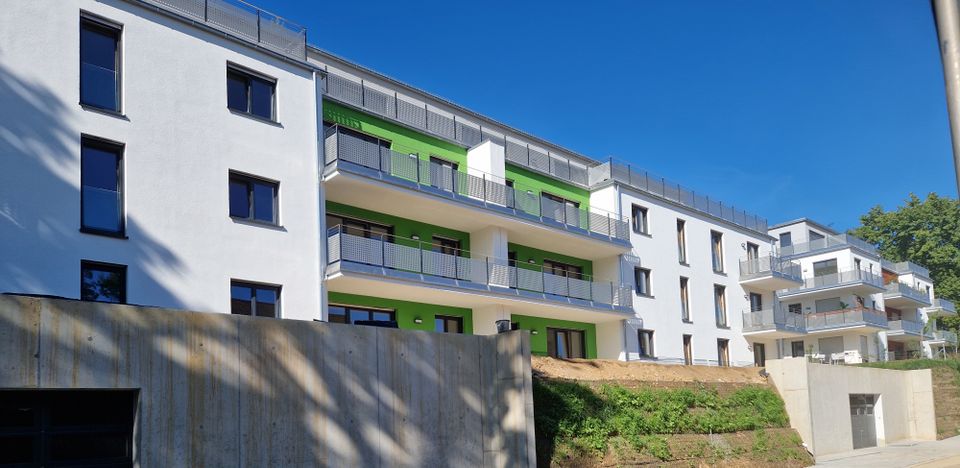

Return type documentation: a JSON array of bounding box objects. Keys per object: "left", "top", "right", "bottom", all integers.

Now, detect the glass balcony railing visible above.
[
  {"left": 779, "top": 233, "right": 878, "bottom": 257},
  {"left": 805, "top": 307, "right": 888, "bottom": 331},
  {"left": 881, "top": 259, "right": 931, "bottom": 278},
  {"left": 883, "top": 282, "right": 932, "bottom": 305},
  {"left": 780, "top": 269, "right": 884, "bottom": 295},
  {"left": 324, "top": 124, "right": 631, "bottom": 242},
  {"left": 929, "top": 298, "right": 957, "bottom": 314},
  {"left": 326, "top": 226, "right": 633, "bottom": 309},
  {"left": 741, "top": 308, "right": 805, "bottom": 333},
  {"left": 933, "top": 329, "right": 958, "bottom": 343},
  {"left": 739, "top": 255, "right": 802, "bottom": 282},
  {"left": 887, "top": 319, "right": 926, "bottom": 336},
  {"left": 141, "top": 0, "right": 306, "bottom": 59}
]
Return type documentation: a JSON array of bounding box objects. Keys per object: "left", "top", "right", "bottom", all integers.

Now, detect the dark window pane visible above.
[
  {"left": 253, "top": 182, "right": 275, "bottom": 222},
  {"left": 0, "top": 404, "right": 35, "bottom": 428},
  {"left": 81, "top": 143, "right": 121, "bottom": 233},
  {"left": 227, "top": 72, "right": 248, "bottom": 112},
  {"left": 80, "top": 24, "right": 117, "bottom": 71},
  {"left": 82, "top": 146, "right": 118, "bottom": 190},
  {"left": 372, "top": 311, "right": 391, "bottom": 322},
  {"left": 434, "top": 318, "right": 445, "bottom": 332},
  {"left": 328, "top": 306, "right": 347, "bottom": 323},
  {"left": 50, "top": 433, "right": 128, "bottom": 461},
  {"left": 250, "top": 77, "right": 273, "bottom": 119},
  {"left": 230, "top": 285, "right": 252, "bottom": 315},
  {"left": 229, "top": 180, "right": 249, "bottom": 218},
  {"left": 81, "top": 63, "right": 118, "bottom": 110},
  {"left": 82, "top": 187, "right": 121, "bottom": 233},
  {"left": 0, "top": 436, "right": 35, "bottom": 464},
  {"left": 80, "top": 22, "right": 119, "bottom": 110},
  {"left": 81, "top": 265, "right": 123, "bottom": 303},
  {"left": 349, "top": 309, "right": 369, "bottom": 324},
  {"left": 254, "top": 287, "right": 277, "bottom": 317}
]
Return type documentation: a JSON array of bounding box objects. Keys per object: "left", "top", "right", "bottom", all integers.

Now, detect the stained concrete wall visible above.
[
  {"left": 0, "top": 295, "right": 535, "bottom": 467},
  {"left": 766, "top": 358, "right": 936, "bottom": 458}
]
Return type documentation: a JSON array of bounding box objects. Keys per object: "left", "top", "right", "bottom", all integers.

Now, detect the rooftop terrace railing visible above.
[
  {"left": 779, "top": 233, "right": 878, "bottom": 257},
  {"left": 881, "top": 259, "right": 931, "bottom": 278},
  {"left": 739, "top": 255, "right": 802, "bottom": 282},
  {"left": 326, "top": 226, "right": 633, "bottom": 308},
  {"left": 780, "top": 269, "right": 884, "bottom": 295},
  {"left": 884, "top": 281, "right": 932, "bottom": 305},
  {"left": 142, "top": 0, "right": 306, "bottom": 59},
  {"left": 324, "top": 124, "right": 631, "bottom": 241}
]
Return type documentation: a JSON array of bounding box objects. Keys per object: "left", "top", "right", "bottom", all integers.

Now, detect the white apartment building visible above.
[{"left": 1, "top": 0, "right": 955, "bottom": 369}]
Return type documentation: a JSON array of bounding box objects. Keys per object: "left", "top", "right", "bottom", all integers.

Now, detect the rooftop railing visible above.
[
  {"left": 780, "top": 269, "right": 884, "bottom": 295},
  {"left": 142, "top": 0, "right": 306, "bottom": 59},
  {"left": 326, "top": 226, "right": 633, "bottom": 309},
  {"left": 779, "top": 233, "right": 878, "bottom": 257},
  {"left": 881, "top": 259, "right": 931, "bottom": 278},
  {"left": 739, "top": 255, "right": 802, "bottom": 282},
  {"left": 805, "top": 307, "right": 888, "bottom": 331},
  {"left": 742, "top": 308, "right": 805, "bottom": 333},
  {"left": 324, "top": 124, "right": 631, "bottom": 241},
  {"left": 884, "top": 282, "right": 932, "bottom": 305}
]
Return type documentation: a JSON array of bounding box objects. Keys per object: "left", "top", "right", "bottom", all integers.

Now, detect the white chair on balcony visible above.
[
  {"left": 830, "top": 352, "right": 846, "bottom": 365},
  {"left": 808, "top": 353, "right": 826, "bottom": 364}
]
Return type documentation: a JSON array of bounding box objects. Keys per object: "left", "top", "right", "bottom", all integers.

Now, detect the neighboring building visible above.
[{"left": 1, "top": 0, "right": 955, "bottom": 366}]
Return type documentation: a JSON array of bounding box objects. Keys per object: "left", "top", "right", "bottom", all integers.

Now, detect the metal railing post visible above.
[
  {"left": 256, "top": 10, "right": 261, "bottom": 43},
  {"left": 379, "top": 233, "right": 386, "bottom": 268},
  {"left": 204, "top": 0, "right": 209, "bottom": 21},
  {"left": 482, "top": 174, "right": 487, "bottom": 202}
]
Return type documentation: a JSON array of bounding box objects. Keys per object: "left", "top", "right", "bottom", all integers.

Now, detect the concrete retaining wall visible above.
[
  {"left": 766, "top": 358, "right": 936, "bottom": 458},
  {"left": 0, "top": 295, "right": 535, "bottom": 467}
]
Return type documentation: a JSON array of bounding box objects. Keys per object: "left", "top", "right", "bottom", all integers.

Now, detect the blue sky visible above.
[{"left": 264, "top": 0, "right": 954, "bottom": 231}]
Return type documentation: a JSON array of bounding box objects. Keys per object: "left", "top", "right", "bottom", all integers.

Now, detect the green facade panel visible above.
[
  {"left": 327, "top": 292, "right": 473, "bottom": 334},
  {"left": 327, "top": 201, "right": 471, "bottom": 252},
  {"left": 504, "top": 163, "right": 590, "bottom": 208},
  {"left": 510, "top": 314, "right": 597, "bottom": 358}
]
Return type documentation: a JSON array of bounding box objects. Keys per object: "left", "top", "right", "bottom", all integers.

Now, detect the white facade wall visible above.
[{"left": 0, "top": 0, "right": 322, "bottom": 319}]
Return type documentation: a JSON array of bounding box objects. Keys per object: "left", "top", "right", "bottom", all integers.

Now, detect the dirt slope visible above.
[
  {"left": 532, "top": 356, "right": 767, "bottom": 384},
  {"left": 932, "top": 367, "right": 960, "bottom": 439}
]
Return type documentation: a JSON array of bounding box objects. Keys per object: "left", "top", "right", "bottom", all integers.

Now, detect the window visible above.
[
  {"left": 815, "top": 297, "right": 843, "bottom": 313},
  {"left": 428, "top": 156, "right": 458, "bottom": 192},
  {"left": 80, "top": 16, "right": 121, "bottom": 111},
  {"left": 683, "top": 335, "right": 693, "bottom": 365},
  {"left": 638, "top": 330, "right": 654, "bottom": 358},
  {"left": 788, "top": 303, "right": 802, "bottom": 315},
  {"left": 634, "top": 267, "right": 651, "bottom": 296},
  {"left": 791, "top": 340, "right": 805, "bottom": 358},
  {"left": 714, "top": 285, "right": 727, "bottom": 327},
  {"left": 854, "top": 258, "right": 862, "bottom": 273},
  {"left": 779, "top": 232, "right": 792, "bottom": 247},
  {"left": 710, "top": 231, "right": 724, "bottom": 272},
  {"left": 717, "top": 339, "right": 730, "bottom": 367},
  {"left": 813, "top": 259, "right": 838, "bottom": 277},
  {"left": 227, "top": 66, "right": 276, "bottom": 121},
  {"left": 81, "top": 137, "right": 124, "bottom": 236},
  {"left": 547, "top": 328, "right": 585, "bottom": 358},
  {"left": 677, "top": 220, "right": 687, "bottom": 263},
  {"left": 544, "top": 260, "right": 584, "bottom": 279},
  {"left": 230, "top": 281, "right": 280, "bottom": 318},
  {"left": 541, "top": 192, "right": 580, "bottom": 225},
  {"left": 631, "top": 204, "right": 649, "bottom": 235},
  {"left": 749, "top": 293, "right": 763, "bottom": 312},
  {"left": 505, "top": 179, "right": 516, "bottom": 208},
  {"left": 328, "top": 304, "right": 396, "bottom": 325},
  {"left": 0, "top": 390, "right": 136, "bottom": 467},
  {"left": 435, "top": 315, "right": 463, "bottom": 333},
  {"left": 432, "top": 236, "right": 461, "bottom": 255},
  {"left": 326, "top": 214, "right": 393, "bottom": 239},
  {"left": 80, "top": 261, "right": 126, "bottom": 304},
  {"left": 746, "top": 242, "right": 759, "bottom": 261},
  {"left": 229, "top": 172, "right": 278, "bottom": 225},
  {"left": 679, "top": 277, "right": 690, "bottom": 321},
  {"left": 753, "top": 343, "right": 766, "bottom": 367},
  {"left": 809, "top": 230, "right": 825, "bottom": 242}
]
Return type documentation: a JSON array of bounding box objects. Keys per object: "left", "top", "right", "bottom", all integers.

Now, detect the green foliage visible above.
[
  {"left": 533, "top": 379, "right": 790, "bottom": 462},
  {"left": 849, "top": 193, "right": 960, "bottom": 331}
]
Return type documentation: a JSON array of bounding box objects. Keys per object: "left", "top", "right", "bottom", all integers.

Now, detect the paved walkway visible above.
[{"left": 814, "top": 436, "right": 960, "bottom": 467}]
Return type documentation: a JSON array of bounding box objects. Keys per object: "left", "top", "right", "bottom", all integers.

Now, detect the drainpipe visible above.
[{"left": 932, "top": 0, "right": 960, "bottom": 195}]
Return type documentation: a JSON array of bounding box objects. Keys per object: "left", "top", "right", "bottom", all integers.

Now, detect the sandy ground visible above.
[{"left": 532, "top": 356, "right": 768, "bottom": 384}]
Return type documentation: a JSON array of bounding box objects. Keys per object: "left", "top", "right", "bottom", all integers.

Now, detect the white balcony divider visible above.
[
  {"left": 327, "top": 226, "right": 633, "bottom": 308},
  {"left": 325, "top": 125, "right": 631, "bottom": 241},
  {"left": 782, "top": 268, "right": 884, "bottom": 294}
]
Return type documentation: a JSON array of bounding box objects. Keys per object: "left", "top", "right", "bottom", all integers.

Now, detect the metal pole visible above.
[{"left": 933, "top": 0, "right": 960, "bottom": 194}]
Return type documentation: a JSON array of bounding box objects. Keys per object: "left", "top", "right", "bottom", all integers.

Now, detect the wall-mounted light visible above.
[
  {"left": 413, "top": 317, "right": 423, "bottom": 324},
  {"left": 531, "top": 330, "right": 539, "bottom": 335},
  {"left": 528, "top": 259, "right": 536, "bottom": 264},
  {"left": 411, "top": 235, "right": 420, "bottom": 241}
]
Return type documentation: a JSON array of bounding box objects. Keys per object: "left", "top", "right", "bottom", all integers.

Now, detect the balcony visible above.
[
  {"left": 886, "top": 319, "right": 928, "bottom": 338},
  {"left": 883, "top": 282, "right": 932, "bottom": 308},
  {"left": 779, "top": 233, "right": 878, "bottom": 258},
  {"left": 778, "top": 269, "right": 885, "bottom": 299},
  {"left": 881, "top": 259, "right": 931, "bottom": 278},
  {"left": 930, "top": 329, "right": 958, "bottom": 344},
  {"left": 325, "top": 226, "right": 633, "bottom": 322},
  {"left": 739, "top": 255, "right": 802, "bottom": 290},
  {"left": 140, "top": 0, "right": 307, "bottom": 59},
  {"left": 742, "top": 308, "right": 805, "bottom": 336},
  {"left": 322, "top": 124, "right": 631, "bottom": 260},
  {"left": 925, "top": 298, "right": 957, "bottom": 317},
  {"left": 805, "top": 307, "right": 888, "bottom": 333}
]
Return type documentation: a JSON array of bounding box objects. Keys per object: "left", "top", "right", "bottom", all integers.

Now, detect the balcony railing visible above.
[
  {"left": 881, "top": 259, "right": 931, "bottom": 278},
  {"left": 887, "top": 319, "right": 926, "bottom": 335},
  {"left": 141, "top": 0, "right": 307, "bottom": 60},
  {"left": 779, "top": 233, "right": 878, "bottom": 257},
  {"left": 326, "top": 226, "right": 633, "bottom": 308},
  {"left": 739, "top": 255, "right": 802, "bottom": 282},
  {"left": 933, "top": 329, "right": 958, "bottom": 343},
  {"left": 588, "top": 161, "right": 768, "bottom": 234},
  {"left": 884, "top": 282, "right": 932, "bottom": 305},
  {"left": 742, "top": 308, "right": 805, "bottom": 333},
  {"left": 805, "top": 307, "right": 888, "bottom": 331},
  {"left": 324, "top": 124, "right": 630, "bottom": 241},
  {"left": 780, "top": 269, "right": 884, "bottom": 295}
]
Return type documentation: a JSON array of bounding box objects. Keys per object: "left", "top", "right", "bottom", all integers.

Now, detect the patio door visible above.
[
  {"left": 429, "top": 156, "right": 457, "bottom": 192},
  {"left": 753, "top": 343, "right": 766, "bottom": 367},
  {"left": 849, "top": 394, "right": 877, "bottom": 449}
]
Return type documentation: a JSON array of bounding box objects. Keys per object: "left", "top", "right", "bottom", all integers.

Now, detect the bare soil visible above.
[
  {"left": 932, "top": 367, "right": 960, "bottom": 439},
  {"left": 532, "top": 356, "right": 768, "bottom": 384}
]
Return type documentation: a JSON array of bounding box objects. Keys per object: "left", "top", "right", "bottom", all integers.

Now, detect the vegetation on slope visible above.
[{"left": 859, "top": 357, "right": 960, "bottom": 438}]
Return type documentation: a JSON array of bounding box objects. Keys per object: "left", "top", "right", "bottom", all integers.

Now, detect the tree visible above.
[{"left": 849, "top": 193, "right": 960, "bottom": 330}]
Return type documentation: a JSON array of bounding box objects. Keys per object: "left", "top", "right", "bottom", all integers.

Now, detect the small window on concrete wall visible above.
[
  {"left": 81, "top": 260, "right": 126, "bottom": 304},
  {"left": 0, "top": 390, "right": 136, "bottom": 466}
]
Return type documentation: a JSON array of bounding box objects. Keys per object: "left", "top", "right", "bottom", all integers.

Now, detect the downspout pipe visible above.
[{"left": 932, "top": 0, "right": 960, "bottom": 195}]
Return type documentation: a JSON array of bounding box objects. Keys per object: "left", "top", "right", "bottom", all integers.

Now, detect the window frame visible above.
[
  {"left": 677, "top": 219, "right": 687, "bottom": 264},
  {"left": 80, "top": 13, "right": 122, "bottom": 113},
  {"left": 714, "top": 284, "right": 728, "bottom": 328},
  {"left": 80, "top": 136, "right": 125, "bottom": 237},
  {"left": 229, "top": 171, "right": 280, "bottom": 226},
  {"left": 637, "top": 329, "right": 655, "bottom": 358},
  {"left": 634, "top": 267, "right": 652, "bottom": 297},
  {"left": 546, "top": 327, "right": 586, "bottom": 359},
  {"left": 779, "top": 232, "right": 792, "bottom": 248},
  {"left": 679, "top": 276, "right": 691, "bottom": 322},
  {"left": 683, "top": 334, "right": 693, "bottom": 365},
  {"left": 717, "top": 338, "right": 730, "bottom": 367},
  {"left": 434, "top": 315, "right": 464, "bottom": 334},
  {"left": 230, "top": 280, "right": 281, "bottom": 318},
  {"left": 631, "top": 204, "right": 649, "bottom": 235},
  {"left": 80, "top": 260, "right": 127, "bottom": 304},
  {"left": 226, "top": 64, "right": 277, "bottom": 122},
  {"left": 710, "top": 230, "right": 724, "bottom": 273},
  {"left": 328, "top": 304, "right": 396, "bottom": 325}
]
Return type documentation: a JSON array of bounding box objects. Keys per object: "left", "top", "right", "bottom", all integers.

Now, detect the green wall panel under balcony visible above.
[
  {"left": 510, "top": 314, "right": 597, "bottom": 358},
  {"left": 328, "top": 292, "right": 473, "bottom": 334},
  {"left": 507, "top": 243, "right": 593, "bottom": 278},
  {"left": 504, "top": 163, "right": 590, "bottom": 208},
  {"left": 324, "top": 100, "right": 468, "bottom": 170},
  {"left": 327, "top": 201, "right": 470, "bottom": 252}
]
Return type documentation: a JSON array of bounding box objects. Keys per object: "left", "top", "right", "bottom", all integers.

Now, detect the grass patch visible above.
[
  {"left": 859, "top": 357, "right": 960, "bottom": 385},
  {"left": 533, "top": 378, "right": 791, "bottom": 463}
]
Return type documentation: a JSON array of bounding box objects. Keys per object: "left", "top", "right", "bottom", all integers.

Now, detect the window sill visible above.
[
  {"left": 229, "top": 108, "right": 282, "bottom": 127},
  {"left": 230, "top": 217, "right": 286, "bottom": 231},
  {"left": 681, "top": 319, "right": 693, "bottom": 324},
  {"left": 713, "top": 270, "right": 727, "bottom": 276},
  {"left": 79, "top": 102, "right": 128, "bottom": 120},
  {"left": 79, "top": 227, "right": 128, "bottom": 239},
  {"left": 633, "top": 231, "right": 652, "bottom": 238},
  {"left": 716, "top": 324, "right": 730, "bottom": 330},
  {"left": 636, "top": 293, "right": 655, "bottom": 299},
  {"left": 679, "top": 261, "right": 690, "bottom": 267}
]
